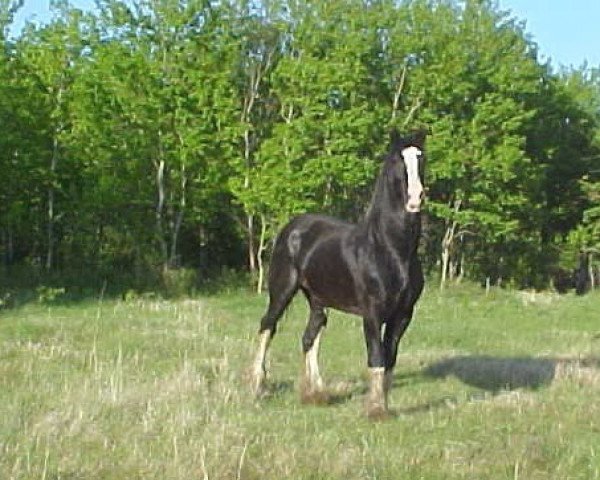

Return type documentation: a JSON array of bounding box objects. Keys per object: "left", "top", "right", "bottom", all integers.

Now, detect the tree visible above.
[
  {"left": 1, "top": 0, "right": 599, "bottom": 293},
  {"left": 559, "top": 67, "right": 600, "bottom": 285},
  {"left": 387, "top": 0, "right": 548, "bottom": 287},
  {"left": 14, "top": 2, "right": 88, "bottom": 270},
  {"left": 67, "top": 0, "right": 241, "bottom": 279},
  {"left": 230, "top": 0, "right": 389, "bottom": 291}
]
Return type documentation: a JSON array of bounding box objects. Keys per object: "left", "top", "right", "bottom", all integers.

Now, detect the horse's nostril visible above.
[{"left": 406, "top": 201, "right": 421, "bottom": 212}]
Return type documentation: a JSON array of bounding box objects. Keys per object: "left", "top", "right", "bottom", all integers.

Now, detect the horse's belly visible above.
[{"left": 300, "top": 238, "right": 361, "bottom": 313}]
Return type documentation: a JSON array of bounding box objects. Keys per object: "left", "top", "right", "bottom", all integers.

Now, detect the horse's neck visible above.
[
  {"left": 363, "top": 209, "right": 420, "bottom": 249},
  {"left": 361, "top": 170, "right": 420, "bottom": 253}
]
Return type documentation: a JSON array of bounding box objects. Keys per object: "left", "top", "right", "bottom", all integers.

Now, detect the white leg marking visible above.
[
  {"left": 304, "top": 328, "right": 324, "bottom": 391},
  {"left": 251, "top": 330, "right": 271, "bottom": 395},
  {"left": 366, "top": 367, "right": 388, "bottom": 417}
]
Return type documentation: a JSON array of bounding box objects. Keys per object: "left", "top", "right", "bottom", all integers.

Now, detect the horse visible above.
[{"left": 249, "top": 129, "right": 427, "bottom": 418}]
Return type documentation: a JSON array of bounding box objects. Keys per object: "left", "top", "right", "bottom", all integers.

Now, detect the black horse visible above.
[{"left": 250, "top": 129, "right": 427, "bottom": 418}]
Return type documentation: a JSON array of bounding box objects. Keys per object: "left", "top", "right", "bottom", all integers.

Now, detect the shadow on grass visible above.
[
  {"left": 262, "top": 380, "right": 295, "bottom": 397},
  {"left": 424, "top": 355, "right": 556, "bottom": 392},
  {"left": 391, "top": 355, "right": 600, "bottom": 416},
  {"left": 395, "top": 395, "right": 462, "bottom": 415},
  {"left": 423, "top": 354, "right": 600, "bottom": 392}
]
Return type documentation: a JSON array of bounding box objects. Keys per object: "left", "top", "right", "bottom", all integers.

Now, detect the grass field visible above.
[{"left": 1, "top": 284, "right": 599, "bottom": 479}]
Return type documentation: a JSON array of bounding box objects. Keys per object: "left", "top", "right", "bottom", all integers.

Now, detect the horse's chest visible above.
[
  {"left": 363, "top": 253, "right": 421, "bottom": 311},
  {"left": 367, "top": 264, "right": 407, "bottom": 296}
]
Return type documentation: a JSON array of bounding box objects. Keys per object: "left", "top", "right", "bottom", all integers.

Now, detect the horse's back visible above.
[
  {"left": 275, "top": 214, "right": 354, "bottom": 258},
  {"left": 284, "top": 213, "right": 354, "bottom": 235}
]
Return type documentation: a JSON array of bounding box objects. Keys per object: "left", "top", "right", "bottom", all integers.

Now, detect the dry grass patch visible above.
[
  {"left": 2, "top": 288, "right": 600, "bottom": 479},
  {"left": 554, "top": 357, "right": 600, "bottom": 388}
]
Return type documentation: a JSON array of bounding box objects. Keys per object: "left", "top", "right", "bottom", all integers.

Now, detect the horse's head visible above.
[{"left": 389, "top": 129, "right": 427, "bottom": 213}]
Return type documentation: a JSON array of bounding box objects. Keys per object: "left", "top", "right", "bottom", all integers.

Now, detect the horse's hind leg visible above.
[
  {"left": 300, "top": 298, "right": 328, "bottom": 404},
  {"left": 250, "top": 257, "right": 298, "bottom": 397}
]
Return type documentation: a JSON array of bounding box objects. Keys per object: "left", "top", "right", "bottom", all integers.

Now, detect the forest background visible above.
[{"left": 1, "top": 0, "right": 599, "bottom": 297}]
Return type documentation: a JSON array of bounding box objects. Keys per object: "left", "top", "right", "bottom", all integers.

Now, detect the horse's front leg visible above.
[
  {"left": 362, "top": 315, "right": 388, "bottom": 419},
  {"left": 382, "top": 310, "right": 414, "bottom": 396}
]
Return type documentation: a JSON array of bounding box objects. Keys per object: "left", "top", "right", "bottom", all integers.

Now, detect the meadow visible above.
[{"left": 1, "top": 284, "right": 599, "bottom": 479}]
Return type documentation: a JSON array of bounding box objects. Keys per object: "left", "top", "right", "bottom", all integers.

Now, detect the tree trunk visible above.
[
  {"left": 243, "top": 122, "right": 255, "bottom": 274},
  {"left": 155, "top": 157, "right": 169, "bottom": 272},
  {"left": 440, "top": 199, "right": 462, "bottom": 290},
  {"left": 46, "top": 134, "right": 59, "bottom": 271},
  {"left": 390, "top": 64, "right": 407, "bottom": 121},
  {"left": 239, "top": 45, "right": 275, "bottom": 277},
  {"left": 46, "top": 78, "right": 66, "bottom": 272},
  {"left": 169, "top": 162, "right": 187, "bottom": 268},
  {"left": 2, "top": 228, "right": 14, "bottom": 266},
  {"left": 588, "top": 253, "right": 595, "bottom": 290},
  {"left": 449, "top": 257, "right": 458, "bottom": 282},
  {"left": 457, "top": 250, "right": 465, "bottom": 283},
  {"left": 256, "top": 214, "right": 268, "bottom": 294},
  {"left": 440, "top": 229, "right": 451, "bottom": 289},
  {"left": 247, "top": 213, "right": 256, "bottom": 273}
]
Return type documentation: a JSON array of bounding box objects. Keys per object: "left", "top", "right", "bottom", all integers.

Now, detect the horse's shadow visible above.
[
  {"left": 423, "top": 354, "right": 600, "bottom": 391},
  {"left": 393, "top": 354, "right": 600, "bottom": 415},
  {"left": 423, "top": 355, "right": 556, "bottom": 392}
]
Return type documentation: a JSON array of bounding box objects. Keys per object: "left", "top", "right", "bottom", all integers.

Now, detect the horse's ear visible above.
[
  {"left": 389, "top": 128, "right": 403, "bottom": 152},
  {"left": 410, "top": 128, "right": 428, "bottom": 148}
]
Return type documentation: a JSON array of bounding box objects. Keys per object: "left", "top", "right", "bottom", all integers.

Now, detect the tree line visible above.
[{"left": 1, "top": 0, "right": 599, "bottom": 295}]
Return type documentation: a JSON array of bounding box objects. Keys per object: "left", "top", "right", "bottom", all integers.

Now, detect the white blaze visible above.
[{"left": 401, "top": 146, "right": 423, "bottom": 213}]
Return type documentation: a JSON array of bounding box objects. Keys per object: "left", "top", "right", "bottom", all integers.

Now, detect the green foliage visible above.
[
  {"left": 0, "top": 0, "right": 22, "bottom": 36},
  {"left": 563, "top": 177, "right": 600, "bottom": 266},
  {"left": 161, "top": 267, "right": 198, "bottom": 297},
  {"left": 0, "top": 0, "right": 599, "bottom": 291},
  {"left": 35, "top": 285, "right": 66, "bottom": 304}
]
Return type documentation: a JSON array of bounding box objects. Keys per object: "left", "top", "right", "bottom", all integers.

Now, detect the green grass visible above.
[{"left": 1, "top": 284, "right": 599, "bottom": 479}]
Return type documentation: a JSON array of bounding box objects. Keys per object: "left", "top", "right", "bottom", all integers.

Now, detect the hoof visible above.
[
  {"left": 252, "top": 381, "right": 269, "bottom": 399},
  {"left": 364, "top": 367, "right": 390, "bottom": 420},
  {"left": 300, "top": 388, "right": 332, "bottom": 405},
  {"left": 300, "top": 377, "right": 331, "bottom": 405},
  {"left": 244, "top": 367, "right": 267, "bottom": 399},
  {"left": 365, "top": 403, "right": 393, "bottom": 421}
]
